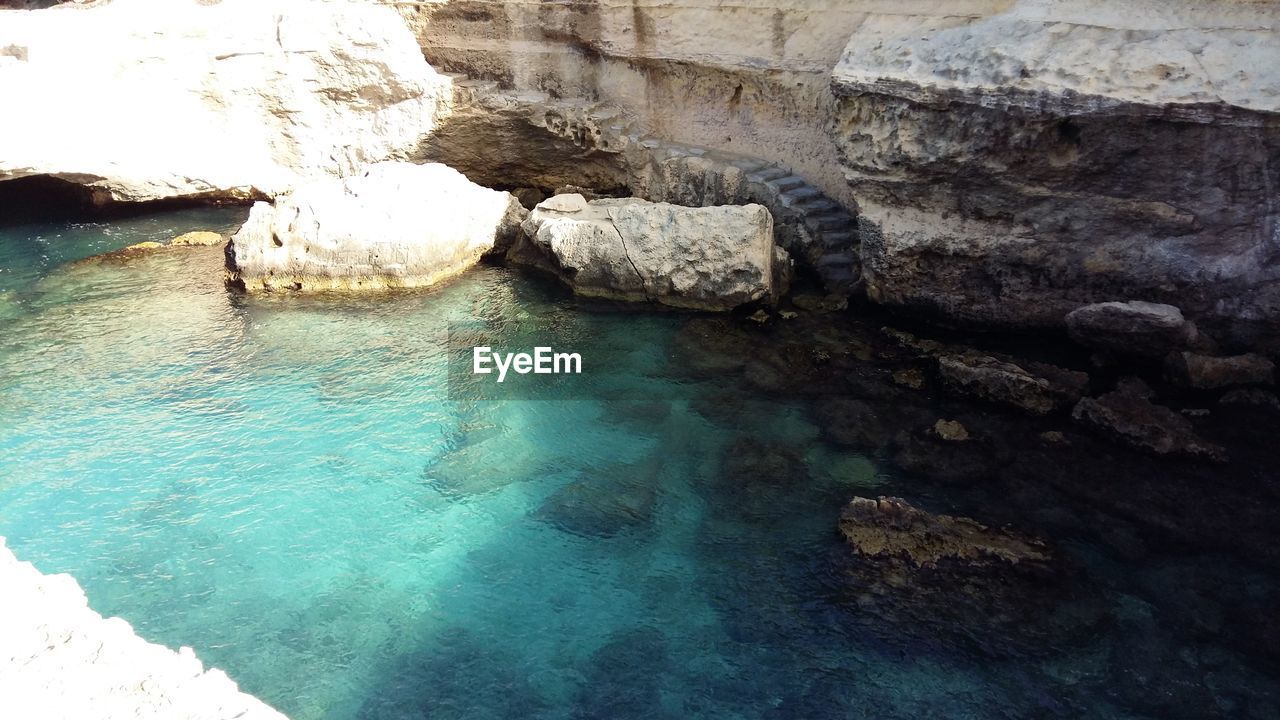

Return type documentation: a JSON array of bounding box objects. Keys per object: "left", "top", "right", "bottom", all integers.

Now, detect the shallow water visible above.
[{"left": 1, "top": 211, "right": 1277, "bottom": 719}]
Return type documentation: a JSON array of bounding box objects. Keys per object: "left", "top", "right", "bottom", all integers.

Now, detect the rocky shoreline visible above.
[{"left": 0, "top": 538, "right": 287, "bottom": 720}]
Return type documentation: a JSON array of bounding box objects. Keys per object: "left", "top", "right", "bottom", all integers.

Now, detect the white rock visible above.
[
  {"left": 0, "top": 537, "right": 287, "bottom": 720},
  {"left": 226, "top": 162, "right": 526, "bottom": 292},
  {"left": 0, "top": 0, "right": 452, "bottom": 203},
  {"left": 514, "top": 195, "right": 780, "bottom": 311}
]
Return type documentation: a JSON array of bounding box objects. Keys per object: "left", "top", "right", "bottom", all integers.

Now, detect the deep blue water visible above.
[{"left": 1, "top": 210, "right": 1277, "bottom": 720}]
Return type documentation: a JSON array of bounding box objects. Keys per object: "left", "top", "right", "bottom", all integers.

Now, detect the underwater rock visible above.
[
  {"left": 839, "top": 496, "right": 1051, "bottom": 569},
  {"left": 0, "top": 0, "right": 450, "bottom": 203},
  {"left": 170, "top": 231, "right": 224, "bottom": 247},
  {"left": 938, "top": 352, "right": 1088, "bottom": 415},
  {"left": 1166, "top": 352, "right": 1275, "bottom": 390},
  {"left": 534, "top": 459, "right": 660, "bottom": 538},
  {"left": 706, "top": 437, "right": 809, "bottom": 520},
  {"left": 835, "top": 496, "right": 1103, "bottom": 658},
  {"left": 1065, "top": 301, "right": 1198, "bottom": 357},
  {"left": 511, "top": 194, "right": 781, "bottom": 311},
  {"left": 813, "top": 397, "right": 892, "bottom": 450},
  {"left": 1072, "top": 387, "right": 1226, "bottom": 461},
  {"left": 226, "top": 162, "right": 525, "bottom": 292}
]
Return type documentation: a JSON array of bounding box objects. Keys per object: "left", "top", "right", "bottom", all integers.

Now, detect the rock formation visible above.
[
  {"left": 829, "top": 1, "right": 1280, "bottom": 351},
  {"left": 0, "top": 538, "right": 286, "bottom": 720},
  {"left": 0, "top": 0, "right": 451, "bottom": 204},
  {"left": 1166, "top": 352, "right": 1276, "bottom": 390},
  {"left": 511, "top": 194, "right": 782, "bottom": 310},
  {"left": 1065, "top": 301, "right": 1200, "bottom": 357},
  {"left": 225, "top": 162, "right": 526, "bottom": 292},
  {"left": 1072, "top": 385, "right": 1227, "bottom": 461}
]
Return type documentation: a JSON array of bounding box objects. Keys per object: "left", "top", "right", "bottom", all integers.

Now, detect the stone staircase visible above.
[{"left": 438, "top": 72, "right": 862, "bottom": 296}]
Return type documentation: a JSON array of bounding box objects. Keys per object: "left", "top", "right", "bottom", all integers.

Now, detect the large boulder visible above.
[
  {"left": 225, "top": 162, "right": 526, "bottom": 292},
  {"left": 0, "top": 0, "right": 450, "bottom": 203},
  {"left": 1065, "top": 301, "right": 1197, "bottom": 357},
  {"left": 1165, "top": 352, "right": 1275, "bottom": 390},
  {"left": 511, "top": 194, "right": 782, "bottom": 311}
]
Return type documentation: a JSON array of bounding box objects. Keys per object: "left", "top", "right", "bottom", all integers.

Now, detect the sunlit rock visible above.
[
  {"left": 0, "top": 0, "right": 451, "bottom": 203},
  {"left": 511, "top": 194, "right": 781, "bottom": 311},
  {"left": 225, "top": 162, "right": 526, "bottom": 293}
]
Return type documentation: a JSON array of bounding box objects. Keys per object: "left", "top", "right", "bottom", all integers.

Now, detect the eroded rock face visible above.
[
  {"left": 511, "top": 194, "right": 780, "bottom": 310},
  {"left": 828, "top": 2, "right": 1280, "bottom": 352},
  {"left": 226, "top": 162, "right": 525, "bottom": 292},
  {"left": 0, "top": 0, "right": 450, "bottom": 204}
]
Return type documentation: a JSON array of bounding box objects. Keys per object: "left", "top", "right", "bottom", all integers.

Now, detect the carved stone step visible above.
[
  {"left": 747, "top": 167, "right": 789, "bottom": 184},
  {"left": 819, "top": 230, "right": 856, "bottom": 249},
  {"left": 805, "top": 213, "right": 855, "bottom": 233},
  {"left": 767, "top": 175, "right": 807, "bottom": 193},
  {"left": 782, "top": 185, "right": 823, "bottom": 203}
]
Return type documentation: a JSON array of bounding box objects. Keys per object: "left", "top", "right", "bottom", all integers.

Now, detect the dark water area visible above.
[{"left": 0, "top": 211, "right": 1277, "bottom": 719}]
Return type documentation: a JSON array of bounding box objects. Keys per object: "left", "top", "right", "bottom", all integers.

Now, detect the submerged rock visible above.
[
  {"left": 510, "top": 194, "right": 782, "bottom": 311},
  {"left": 938, "top": 352, "right": 1088, "bottom": 415},
  {"left": 226, "top": 162, "right": 525, "bottom": 292},
  {"left": 835, "top": 497, "right": 1101, "bottom": 658},
  {"left": 1165, "top": 352, "right": 1275, "bottom": 390},
  {"left": 1072, "top": 388, "right": 1226, "bottom": 461},
  {"left": 1065, "top": 301, "right": 1197, "bottom": 357},
  {"left": 170, "top": 231, "right": 224, "bottom": 248},
  {"left": 839, "top": 496, "right": 1051, "bottom": 570},
  {"left": 0, "top": 0, "right": 450, "bottom": 203},
  {"left": 534, "top": 459, "right": 661, "bottom": 538}
]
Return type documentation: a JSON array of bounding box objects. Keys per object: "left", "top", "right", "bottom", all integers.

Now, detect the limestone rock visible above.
[
  {"left": 829, "top": 2, "right": 1280, "bottom": 354},
  {"left": 1065, "top": 301, "right": 1194, "bottom": 357},
  {"left": 1072, "top": 389, "right": 1226, "bottom": 461},
  {"left": 839, "top": 496, "right": 1051, "bottom": 570},
  {"left": 226, "top": 162, "right": 526, "bottom": 292},
  {"left": 170, "top": 231, "right": 224, "bottom": 248},
  {"left": 1166, "top": 352, "right": 1275, "bottom": 390},
  {"left": 512, "top": 194, "right": 780, "bottom": 311},
  {"left": 933, "top": 420, "right": 970, "bottom": 442},
  {"left": 0, "top": 538, "right": 285, "bottom": 720},
  {"left": 0, "top": 0, "right": 451, "bottom": 203},
  {"left": 939, "top": 353, "right": 1088, "bottom": 415}
]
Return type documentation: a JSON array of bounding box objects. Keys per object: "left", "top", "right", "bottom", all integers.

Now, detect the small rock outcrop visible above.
[
  {"left": 511, "top": 194, "right": 782, "bottom": 311},
  {"left": 0, "top": 538, "right": 285, "bottom": 720},
  {"left": 1166, "top": 352, "right": 1275, "bottom": 390},
  {"left": 170, "top": 231, "right": 224, "bottom": 248},
  {"left": 0, "top": 0, "right": 450, "bottom": 203},
  {"left": 938, "top": 353, "right": 1088, "bottom": 415},
  {"left": 1072, "top": 387, "right": 1226, "bottom": 461},
  {"left": 226, "top": 162, "right": 526, "bottom": 292},
  {"left": 839, "top": 496, "right": 1051, "bottom": 570},
  {"left": 1065, "top": 301, "right": 1197, "bottom": 357}
]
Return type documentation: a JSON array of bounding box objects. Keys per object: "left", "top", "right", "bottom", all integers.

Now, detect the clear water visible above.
[{"left": 1, "top": 211, "right": 1277, "bottom": 720}]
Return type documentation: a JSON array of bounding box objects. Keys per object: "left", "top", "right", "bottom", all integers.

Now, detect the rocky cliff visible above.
[
  {"left": 408, "top": 0, "right": 1280, "bottom": 353},
  {"left": 828, "top": 0, "right": 1280, "bottom": 351}
]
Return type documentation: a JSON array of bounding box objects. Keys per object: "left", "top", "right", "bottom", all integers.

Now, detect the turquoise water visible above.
[{"left": 1, "top": 210, "right": 1278, "bottom": 719}]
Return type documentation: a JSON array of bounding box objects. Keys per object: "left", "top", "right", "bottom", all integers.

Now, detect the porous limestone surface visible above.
[
  {"left": 832, "top": 0, "right": 1280, "bottom": 116},
  {"left": 0, "top": 537, "right": 287, "bottom": 720},
  {"left": 0, "top": 0, "right": 452, "bottom": 203}
]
